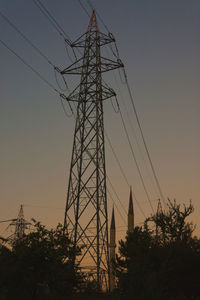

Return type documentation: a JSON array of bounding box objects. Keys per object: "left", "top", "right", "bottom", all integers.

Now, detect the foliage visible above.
[
  {"left": 115, "top": 200, "right": 200, "bottom": 300},
  {"left": 1, "top": 200, "right": 200, "bottom": 300},
  {"left": 0, "top": 220, "right": 82, "bottom": 300},
  {"left": 150, "top": 199, "right": 195, "bottom": 244}
]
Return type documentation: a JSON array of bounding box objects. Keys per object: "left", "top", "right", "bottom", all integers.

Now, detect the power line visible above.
[
  {"left": 102, "top": 48, "right": 149, "bottom": 218},
  {"left": 123, "top": 69, "right": 166, "bottom": 206},
  {"left": 78, "top": 0, "right": 111, "bottom": 33},
  {"left": 104, "top": 47, "right": 158, "bottom": 204},
  {"left": 0, "top": 36, "right": 74, "bottom": 120},
  {"left": 24, "top": 204, "right": 64, "bottom": 210},
  {"left": 105, "top": 132, "right": 146, "bottom": 218},
  {"left": 0, "top": 38, "right": 59, "bottom": 93},
  {"left": 80, "top": 1, "right": 165, "bottom": 207},
  {"left": 106, "top": 176, "right": 127, "bottom": 217},
  {"left": 0, "top": 10, "right": 75, "bottom": 118},
  {"left": 119, "top": 107, "right": 155, "bottom": 213},
  {"left": 3, "top": 2, "right": 149, "bottom": 223},
  {"left": 76, "top": 2, "right": 150, "bottom": 216},
  {"left": 110, "top": 40, "right": 166, "bottom": 206},
  {"left": 60, "top": 95, "right": 73, "bottom": 118},
  {"left": 0, "top": 10, "right": 55, "bottom": 67},
  {"left": 78, "top": 0, "right": 90, "bottom": 17},
  {"left": 32, "top": 0, "right": 78, "bottom": 64},
  {"left": 105, "top": 132, "right": 129, "bottom": 186},
  {"left": 112, "top": 70, "right": 160, "bottom": 201},
  {"left": 0, "top": 7, "right": 75, "bottom": 111},
  {"left": 107, "top": 189, "right": 126, "bottom": 226},
  {"left": 111, "top": 40, "right": 166, "bottom": 206},
  {"left": 54, "top": 67, "right": 68, "bottom": 92},
  {"left": 32, "top": 0, "right": 71, "bottom": 42},
  {"left": 69, "top": 102, "right": 127, "bottom": 226},
  {"left": 31, "top": 0, "right": 88, "bottom": 69},
  {"left": 3, "top": 2, "right": 153, "bottom": 218},
  {"left": 70, "top": 4, "right": 148, "bottom": 218},
  {"left": 86, "top": 0, "right": 110, "bottom": 33},
  {"left": 0, "top": 7, "right": 128, "bottom": 230}
]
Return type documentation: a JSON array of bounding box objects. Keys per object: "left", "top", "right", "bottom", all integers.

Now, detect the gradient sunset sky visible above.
[{"left": 1, "top": 0, "right": 199, "bottom": 242}]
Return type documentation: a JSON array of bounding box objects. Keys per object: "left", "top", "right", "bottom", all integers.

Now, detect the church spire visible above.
[
  {"left": 110, "top": 206, "right": 115, "bottom": 230},
  {"left": 110, "top": 206, "right": 116, "bottom": 291},
  {"left": 157, "top": 198, "right": 163, "bottom": 215},
  {"left": 128, "top": 187, "right": 134, "bottom": 232}
]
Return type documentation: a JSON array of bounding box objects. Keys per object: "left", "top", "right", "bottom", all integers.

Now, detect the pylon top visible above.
[
  {"left": 88, "top": 10, "right": 98, "bottom": 31},
  {"left": 18, "top": 205, "right": 24, "bottom": 219}
]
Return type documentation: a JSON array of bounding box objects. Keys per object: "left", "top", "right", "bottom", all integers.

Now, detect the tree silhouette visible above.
[
  {"left": 0, "top": 220, "right": 82, "bottom": 300},
  {"left": 115, "top": 200, "right": 200, "bottom": 300}
]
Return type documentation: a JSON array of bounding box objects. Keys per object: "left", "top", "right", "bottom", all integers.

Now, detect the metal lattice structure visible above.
[
  {"left": 62, "top": 11, "right": 123, "bottom": 289},
  {"left": 10, "top": 205, "right": 31, "bottom": 240}
]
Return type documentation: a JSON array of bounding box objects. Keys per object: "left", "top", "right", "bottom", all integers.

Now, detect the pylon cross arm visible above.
[{"left": 71, "top": 31, "right": 115, "bottom": 48}]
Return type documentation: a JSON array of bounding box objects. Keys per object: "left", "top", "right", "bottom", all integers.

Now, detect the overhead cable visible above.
[
  {"left": 32, "top": 0, "right": 78, "bottom": 63},
  {"left": 112, "top": 71, "right": 160, "bottom": 200},
  {"left": 0, "top": 8, "right": 73, "bottom": 114},
  {"left": 86, "top": 0, "right": 110, "bottom": 33},
  {"left": 0, "top": 10, "right": 55, "bottom": 67},
  {"left": 71, "top": 4, "right": 148, "bottom": 218},
  {"left": 78, "top": 0, "right": 90, "bottom": 17},
  {"left": 0, "top": 6, "right": 128, "bottom": 225},
  {"left": 32, "top": 0, "right": 71, "bottom": 43},
  {"left": 123, "top": 69, "right": 166, "bottom": 206},
  {"left": 54, "top": 67, "right": 68, "bottom": 92},
  {"left": 83, "top": 1, "right": 165, "bottom": 207},
  {"left": 107, "top": 189, "right": 126, "bottom": 226},
  {"left": 0, "top": 38, "right": 58, "bottom": 92},
  {"left": 105, "top": 132, "right": 146, "bottom": 219},
  {"left": 70, "top": 102, "right": 128, "bottom": 224},
  {"left": 60, "top": 95, "right": 73, "bottom": 118},
  {"left": 112, "top": 40, "right": 166, "bottom": 206},
  {"left": 0, "top": 38, "right": 73, "bottom": 116},
  {"left": 119, "top": 108, "right": 155, "bottom": 213}
]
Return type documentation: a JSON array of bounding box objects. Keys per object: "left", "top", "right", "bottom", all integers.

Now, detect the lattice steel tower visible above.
[
  {"left": 62, "top": 11, "right": 123, "bottom": 289},
  {"left": 10, "top": 205, "right": 30, "bottom": 240}
]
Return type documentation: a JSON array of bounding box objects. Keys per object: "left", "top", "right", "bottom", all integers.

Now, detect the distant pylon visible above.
[
  {"left": 128, "top": 187, "right": 134, "bottom": 233},
  {"left": 109, "top": 207, "right": 116, "bottom": 291},
  {"left": 62, "top": 10, "right": 123, "bottom": 289},
  {"left": 10, "top": 205, "right": 30, "bottom": 240}
]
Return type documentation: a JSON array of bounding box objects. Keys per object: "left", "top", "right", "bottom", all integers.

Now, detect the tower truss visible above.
[
  {"left": 62, "top": 11, "right": 123, "bottom": 288},
  {"left": 10, "top": 205, "right": 31, "bottom": 240}
]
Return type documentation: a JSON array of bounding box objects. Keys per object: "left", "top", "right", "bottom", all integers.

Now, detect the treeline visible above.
[
  {"left": 0, "top": 200, "right": 200, "bottom": 299},
  {"left": 115, "top": 200, "right": 200, "bottom": 299}
]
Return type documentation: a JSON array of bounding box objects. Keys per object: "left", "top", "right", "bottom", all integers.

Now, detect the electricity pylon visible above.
[
  {"left": 10, "top": 205, "right": 30, "bottom": 240},
  {"left": 62, "top": 11, "right": 123, "bottom": 289}
]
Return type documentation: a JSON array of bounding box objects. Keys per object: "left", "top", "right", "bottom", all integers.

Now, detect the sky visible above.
[{"left": 0, "top": 0, "right": 199, "bottom": 243}]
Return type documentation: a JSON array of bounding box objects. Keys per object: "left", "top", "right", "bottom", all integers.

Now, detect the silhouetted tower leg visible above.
[
  {"left": 128, "top": 187, "right": 134, "bottom": 233},
  {"left": 62, "top": 11, "right": 123, "bottom": 289}
]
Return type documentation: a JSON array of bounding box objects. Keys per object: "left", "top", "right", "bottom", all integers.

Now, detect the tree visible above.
[
  {"left": 115, "top": 200, "right": 200, "bottom": 300},
  {"left": 150, "top": 199, "right": 195, "bottom": 244},
  {"left": 0, "top": 220, "right": 82, "bottom": 300}
]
